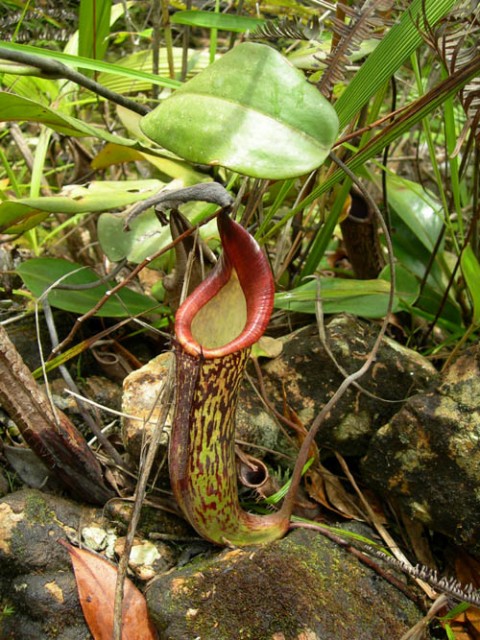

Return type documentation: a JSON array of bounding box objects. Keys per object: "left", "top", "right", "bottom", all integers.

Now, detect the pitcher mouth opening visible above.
[{"left": 175, "top": 211, "right": 274, "bottom": 359}]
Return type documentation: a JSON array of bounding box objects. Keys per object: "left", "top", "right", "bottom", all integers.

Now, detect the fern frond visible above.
[
  {"left": 317, "top": 0, "right": 395, "bottom": 99},
  {"left": 250, "top": 16, "right": 322, "bottom": 42}
]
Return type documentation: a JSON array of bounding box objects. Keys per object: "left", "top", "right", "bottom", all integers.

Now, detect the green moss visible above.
[
  {"left": 149, "top": 529, "right": 425, "bottom": 640},
  {"left": 24, "top": 491, "right": 56, "bottom": 526},
  {"left": 10, "top": 527, "right": 28, "bottom": 566}
]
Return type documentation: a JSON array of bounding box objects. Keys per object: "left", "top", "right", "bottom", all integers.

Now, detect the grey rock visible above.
[
  {"left": 262, "top": 316, "right": 437, "bottom": 456},
  {"left": 0, "top": 490, "right": 98, "bottom": 638},
  {"left": 11, "top": 571, "right": 84, "bottom": 626},
  {"left": 362, "top": 345, "right": 480, "bottom": 553},
  {"left": 0, "top": 489, "right": 99, "bottom": 574},
  {"left": 0, "top": 489, "right": 183, "bottom": 638},
  {"left": 0, "top": 466, "right": 9, "bottom": 497}
]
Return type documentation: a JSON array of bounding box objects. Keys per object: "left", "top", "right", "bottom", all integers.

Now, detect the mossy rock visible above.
[
  {"left": 262, "top": 317, "right": 437, "bottom": 457},
  {"left": 362, "top": 345, "right": 480, "bottom": 553},
  {"left": 146, "top": 527, "right": 429, "bottom": 640}
]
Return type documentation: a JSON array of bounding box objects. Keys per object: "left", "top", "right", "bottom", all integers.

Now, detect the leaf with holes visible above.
[{"left": 0, "top": 179, "right": 164, "bottom": 234}]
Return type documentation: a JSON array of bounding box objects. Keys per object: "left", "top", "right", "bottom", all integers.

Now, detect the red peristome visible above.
[{"left": 175, "top": 211, "right": 274, "bottom": 358}]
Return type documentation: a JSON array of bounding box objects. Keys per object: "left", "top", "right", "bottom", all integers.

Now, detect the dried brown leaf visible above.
[
  {"left": 304, "top": 463, "right": 364, "bottom": 519},
  {"left": 60, "top": 540, "right": 158, "bottom": 640}
]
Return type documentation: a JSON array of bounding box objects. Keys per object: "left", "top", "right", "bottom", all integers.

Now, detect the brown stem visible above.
[
  {"left": 0, "top": 47, "right": 149, "bottom": 116},
  {"left": 0, "top": 324, "right": 112, "bottom": 504}
]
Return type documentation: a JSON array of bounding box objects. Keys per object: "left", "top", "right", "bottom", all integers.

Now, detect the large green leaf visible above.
[
  {"left": 17, "top": 258, "right": 159, "bottom": 318},
  {"left": 386, "top": 175, "right": 443, "bottom": 253},
  {"left": 385, "top": 175, "right": 464, "bottom": 325},
  {"left": 140, "top": 42, "right": 339, "bottom": 179},
  {"left": 0, "top": 179, "right": 164, "bottom": 233}
]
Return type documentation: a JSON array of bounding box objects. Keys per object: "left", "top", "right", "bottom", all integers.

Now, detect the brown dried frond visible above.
[
  {"left": 423, "top": 0, "right": 480, "bottom": 147},
  {"left": 317, "top": 0, "right": 395, "bottom": 99}
]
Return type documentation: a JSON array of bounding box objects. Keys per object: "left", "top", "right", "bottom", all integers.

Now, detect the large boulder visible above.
[
  {"left": 0, "top": 489, "right": 179, "bottom": 639},
  {"left": 362, "top": 345, "right": 480, "bottom": 553},
  {"left": 262, "top": 317, "right": 437, "bottom": 456}
]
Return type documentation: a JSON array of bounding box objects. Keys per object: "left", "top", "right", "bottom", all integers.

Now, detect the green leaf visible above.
[
  {"left": 99, "top": 197, "right": 222, "bottom": 264},
  {"left": 0, "top": 41, "right": 181, "bottom": 89},
  {"left": 140, "top": 42, "right": 339, "bottom": 179},
  {"left": 171, "top": 11, "right": 265, "bottom": 33},
  {"left": 0, "top": 179, "right": 164, "bottom": 233},
  {"left": 262, "top": 458, "right": 315, "bottom": 505},
  {"left": 278, "top": 56, "right": 480, "bottom": 277},
  {"left": 275, "top": 278, "right": 389, "bottom": 317},
  {"left": 17, "top": 258, "right": 159, "bottom": 318},
  {"left": 78, "top": 0, "right": 112, "bottom": 65},
  {"left": 410, "top": 282, "right": 463, "bottom": 329},
  {"left": 439, "top": 602, "right": 471, "bottom": 622},
  {"left": 0, "top": 92, "right": 136, "bottom": 145},
  {"left": 379, "top": 264, "right": 420, "bottom": 310},
  {"left": 385, "top": 180, "right": 464, "bottom": 326},
  {"left": 97, "top": 209, "right": 170, "bottom": 263},
  {"left": 0, "top": 73, "right": 60, "bottom": 107},
  {"left": 91, "top": 143, "right": 209, "bottom": 185},
  {"left": 461, "top": 245, "right": 480, "bottom": 326},
  {"left": 386, "top": 175, "right": 443, "bottom": 252},
  {"left": 389, "top": 218, "right": 445, "bottom": 292},
  {"left": 97, "top": 48, "right": 211, "bottom": 94},
  {"left": 275, "top": 266, "right": 418, "bottom": 319}
]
